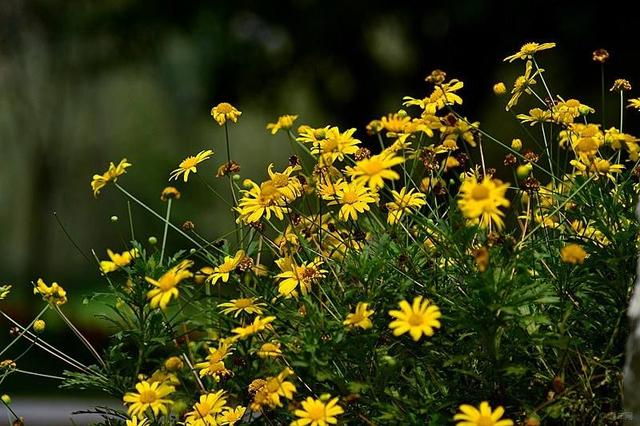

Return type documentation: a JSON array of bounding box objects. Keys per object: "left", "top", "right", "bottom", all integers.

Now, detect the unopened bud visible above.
[
  {"left": 148, "top": 236, "right": 158, "bottom": 245},
  {"left": 33, "top": 320, "right": 46, "bottom": 334},
  {"left": 110, "top": 215, "right": 119, "bottom": 222},
  {"left": 517, "top": 163, "right": 533, "bottom": 179},
  {"left": 1, "top": 394, "right": 11, "bottom": 404},
  {"left": 511, "top": 138, "right": 522, "bottom": 152}
]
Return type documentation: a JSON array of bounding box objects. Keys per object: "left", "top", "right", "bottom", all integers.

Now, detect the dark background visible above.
[{"left": 1, "top": 0, "right": 638, "bottom": 400}]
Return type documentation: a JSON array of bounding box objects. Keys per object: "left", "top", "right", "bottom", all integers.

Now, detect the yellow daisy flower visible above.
[
  {"left": 506, "top": 60, "right": 543, "bottom": 110},
  {"left": 184, "top": 390, "right": 228, "bottom": 426},
  {"left": 346, "top": 151, "right": 404, "bottom": 190},
  {"left": 627, "top": 98, "right": 640, "bottom": 111},
  {"left": 99, "top": 248, "right": 138, "bottom": 273},
  {"left": 123, "top": 380, "right": 174, "bottom": 419},
  {"left": 296, "top": 125, "right": 330, "bottom": 145},
  {"left": 328, "top": 180, "right": 378, "bottom": 221},
  {"left": 291, "top": 396, "right": 344, "bottom": 426},
  {"left": 236, "top": 180, "right": 290, "bottom": 224},
  {"left": 275, "top": 258, "right": 327, "bottom": 298},
  {"left": 231, "top": 316, "right": 276, "bottom": 340},
  {"left": 386, "top": 187, "right": 427, "bottom": 224},
  {"left": 126, "top": 417, "right": 149, "bottom": 426},
  {"left": 311, "top": 126, "right": 361, "bottom": 165},
  {"left": 211, "top": 102, "right": 242, "bottom": 126},
  {"left": 267, "top": 114, "right": 298, "bottom": 134},
  {"left": 207, "top": 250, "right": 245, "bottom": 285},
  {"left": 217, "top": 406, "right": 247, "bottom": 425},
  {"left": 145, "top": 260, "right": 193, "bottom": 310},
  {"left": 403, "top": 79, "right": 464, "bottom": 114},
  {"left": 454, "top": 401, "right": 513, "bottom": 426},
  {"left": 388, "top": 296, "right": 442, "bottom": 341},
  {"left": 504, "top": 41, "right": 556, "bottom": 62},
  {"left": 560, "top": 243, "right": 587, "bottom": 265},
  {"left": 169, "top": 149, "right": 214, "bottom": 182},
  {"left": 91, "top": 158, "right": 132, "bottom": 197},
  {"left": 343, "top": 302, "right": 374, "bottom": 330},
  {"left": 218, "top": 297, "right": 266, "bottom": 317},
  {"left": 516, "top": 108, "right": 552, "bottom": 126},
  {"left": 33, "top": 278, "right": 67, "bottom": 305},
  {"left": 267, "top": 163, "right": 303, "bottom": 202},
  {"left": 457, "top": 176, "right": 510, "bottom": 230},
  {"left": 257, "top": 342, "right": 282, "bottom": 358},
  {"left": 195, "top": 340, "right": 233, "bottom": 379}
]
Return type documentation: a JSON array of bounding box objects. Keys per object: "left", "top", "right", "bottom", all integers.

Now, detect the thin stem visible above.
[
  {"left": 619, "top": 90, "right": 624, "bottom": 133},
  {"left": 600, "top": 64, "right": 605, "bottom": 127},
  {"left": 53, "top": 305, "right": 106, "bottom": 368},
  {"left": 0, "top": 306, "right": 48, "bottom": 358},
  {"left": 114, "top": 183, "right": 214, "bottom": 259},
  {"left": 15, "top": 369, "right": 65, "bottom": 380},
  {"left": 127, "top": 200, "right": 135, "bottom": 241},
  {"left": 224, "top": 122, "right": 240, "bottom": 245},
  {"left": 160, "top": 199, "right": 172, "bottom": 265}
]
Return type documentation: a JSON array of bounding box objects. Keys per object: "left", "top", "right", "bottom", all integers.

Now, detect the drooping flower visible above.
[
  {"left": 169, "top": 149, "right": 214, "bottom": 182},
  {"left": 184, "top": 390, "right": 228, "bottom": 426},
  {"left": 386, "top": 187, "right": 427, "bottom": 224},
  {"left": 99, "top": 248, "right": 138, "bottom": 273},
  {"left": 504, "top": 41, "right": 556, "bottom": 62},
  {"left": 275, "top": 258, "right": 327, "bottom": 298},
  {"left": 145, "top": 260, "right": 193, "bottom": 310},
  {"left": 231, "top": 316, "right": 276, "bottom": 340},
  {"left": 560, "top": 243, "right": 587, "bottom": 265},
  {"left": 506, "top": 60, "right": 543, "bottom": 110},
  {"left": 290, "top": 396, "right": 344, "bottom": 426},
  {"left": 343, "top": 302, "right": 374, "bottom": 330},
  {"left": 457, "top": 176, "right": 510, "bottom": 230},
  {"left": 454, "top": 401, "right": 514, "bottom": 426},
  {"left": 236, "top": 180, "right": 290, "bottom": 224},
  {"left": 267, "top": 114, "right": 298, "bottom": 134},
  {"left": 388, "top": 296, "right": 442, "bottom": 341},
  {"left": 91, "top": 158, "right": 132, "bottom": 197},
  {"left": 33, "top": 278, "right": 67, "bottom": 305},
  {"left": 0, "top": 285, "right": 11, "bottom": 301},
  {"left": 218, "top": 297, "right": 266, "bottom": 317},
  {"left": 346, "top": 151, "right": 404, "bottom": 190},
  {"left": 328, "top": 180, "right": 378, "bottom": 221},
  {"left": 123, "top": 380, "right": 174, "bottom": 419},
  {"left": 160, "top": 186, "right": 181, "bottom": 202},
  {"left": 211, "top": 102, "right": 242, "bottom": 126},
  {"left": 207, "top": 250, "right": 245, "bottom": 285}
]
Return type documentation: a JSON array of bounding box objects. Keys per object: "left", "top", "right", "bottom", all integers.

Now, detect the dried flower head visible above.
[
  {"left": 425, "top": 69, "right": 447, "bottom": 85},
  {"left": 592, "top": 49, "right": 609, "bottom": 64},
  {"left": 610, "top": 79, "right": 632, "bottom": 92},
  {"left": 216, "top": 161, "right": 241, "bottom": 178}
]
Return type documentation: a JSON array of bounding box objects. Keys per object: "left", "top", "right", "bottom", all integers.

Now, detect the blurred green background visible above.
[{"left": 1, "top": 0, "right": 638, "bottom": 400}]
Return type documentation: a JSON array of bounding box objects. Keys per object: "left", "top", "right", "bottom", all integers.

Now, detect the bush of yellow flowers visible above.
[{"left": 2, "top": 42, "right": 640, "bottom": 425}]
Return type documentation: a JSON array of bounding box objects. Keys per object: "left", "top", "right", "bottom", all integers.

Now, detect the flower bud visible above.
[
  {"left": 110, "top": 215, "right": 119, "bottom": 222},
  {"left": 232, "top": 174, "right": 241, "bottom": 181},
  {"left": 511, "top": 138, "right": 523, "bottom": 151},
  {"left": 517, "top": 163, "right": 533, "bottom": 179},
  {"left": 493, "top": 82, "right": 507, "bottom": 95},
  {"left": 164, "top": 356, "right": 184, "bottom": 372},
  {"left": 33, "top": 319, "right": 46, "bottom": 334},
  {"left": 148, "top": 236, "right": 158, "bottom": 245},
  {"left": 1, "top": 394, "right": 11, "bottom": 405},
  {"left": 189, "top": 248, "right": 197, "bottom": 254}
]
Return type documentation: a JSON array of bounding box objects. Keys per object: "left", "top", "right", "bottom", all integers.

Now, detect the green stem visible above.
[{"left": 160, "top": 198, "right": 172, "bottom": 265}]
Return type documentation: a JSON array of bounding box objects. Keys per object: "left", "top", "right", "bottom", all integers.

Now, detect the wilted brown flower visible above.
[
  {"left": 425, "top": 69, "right": 447, "bottom": 85},
  {"left": 592, "top": 49, "right": 609, "bottom": 64},
  {"left": 523, "top": 176, "right": 540, "bottom": 192},
  {"left": 504, "top": 153, "right": 517, "bottom": 166},
  {"left": 473, "top": 247, "right": 489, "bottom": 272},
  {"left": 523, "top": 150, "right": 540, "bottom": 163},
  {"left": 216, "top": 160, "right": 241, "bottom": 177},
  {"left": 355, "top": 147, "right": 372, "bottom": 161},
  {"left": 181, "top": 221, "right": 195, "bottom": 232}
]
